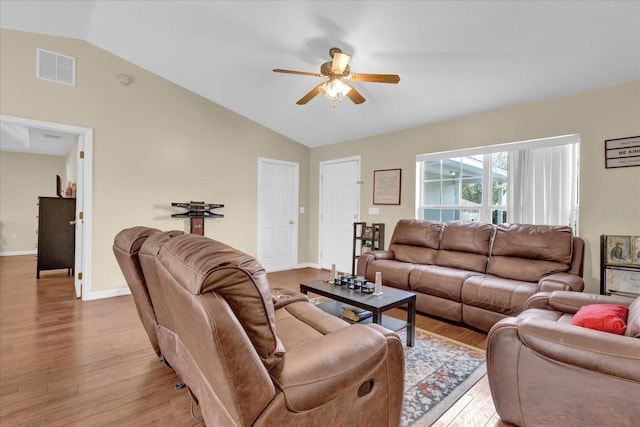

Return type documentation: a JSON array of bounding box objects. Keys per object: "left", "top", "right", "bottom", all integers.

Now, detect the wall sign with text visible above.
[
  {"left": 373, "top": 169, "right": 401, "bottom": 205},
  {"left": 605, "top": 136, "right": 640, "bottom": 168}
]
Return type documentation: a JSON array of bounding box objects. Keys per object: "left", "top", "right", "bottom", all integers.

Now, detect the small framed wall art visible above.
[
  {"left": 373, "top": 168, "right": 401, "bottom": 205},
  {"left": 605, "top": 136, "right": 640, "bottom": 168}
]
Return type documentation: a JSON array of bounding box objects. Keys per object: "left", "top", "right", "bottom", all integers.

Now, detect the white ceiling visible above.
[
  {"left": 0, "top": 121, "right": 77, "bottom": 156},
  {"left": 1, "top": 0, "right": 639, "bottom": 148}
]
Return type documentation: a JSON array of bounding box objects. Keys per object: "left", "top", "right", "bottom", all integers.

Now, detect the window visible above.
[
  {"left": 420, "top": 153, "right": 507, "bottom": 224},
  {"left": 417, "top": 135, "right": 579, "bottom": 230}
]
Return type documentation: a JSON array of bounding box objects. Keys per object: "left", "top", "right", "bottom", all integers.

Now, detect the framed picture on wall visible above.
[
  {"left": 373, "top": 168, "right": 401, "bottom": 205},
  {"left": 634, "top": 236, "right": 640, "bottom": 266}
]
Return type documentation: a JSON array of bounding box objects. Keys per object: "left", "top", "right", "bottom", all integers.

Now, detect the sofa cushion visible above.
[
  {"left": 410, "top": 265, "right": 482, "bottom": 302},
  {"left": 462, "top": 275, "right": 538, "bottom": 316},
  {"left": 435, "top": 221, "right": 495, "bottom": 272},
  {"left": 389, "top": 219, "right": 442, "bottom": 264},
  {"left": 390, "top": 219, "right": 443, "bottom": 248},
  {"left": 366, "top": 259, "right": 413, "bottom": 290},
  {"left": 486, "top": 224, "right": 573, "bottom": 282},
  {"left": 624, "top": 297, "right": 640, "bottom": 338},
  {"left": 571, "top": 304, "right": 628, "bottom": 334},
  {"left": 390, "top": 244, "right": 439, "bottom": 265},
  {"left": 275, "top": 301, "right": 348, "bottom": 350}
]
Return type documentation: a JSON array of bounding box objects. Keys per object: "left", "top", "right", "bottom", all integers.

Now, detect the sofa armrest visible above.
[
  {"left": 367, "top": 249, "right": 395, "bottom": 260},
  {"left": 356, "top": 250, "right": 395, "bottom": 276},
  {"left": 547, "top": 291, "right": 634, "bottom": 314},
  {"left": 524, "top": 292, "right": 552, "bottom": 309},
  {"left": 271, "top": 288, "right": 309, "bottom": 310},
  {"left": 538, "top": 272, "right": 584, "bottom": 292},
  {"left": 525, "top": 291, "right": 635, "bottom": 312},
  {"left": 271, "top": 324, "right": 389, "bottom": 412},
  {"left": 517, "top": 317, "right": 640, "bottom": 382}
]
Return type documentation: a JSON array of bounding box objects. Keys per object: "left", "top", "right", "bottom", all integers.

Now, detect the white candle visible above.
[
  {"left": 374, "top": 271, "right": 383, "bottom": 295},
  {"left": 330, "top": 264, "right": 336, "bottom": 284}
]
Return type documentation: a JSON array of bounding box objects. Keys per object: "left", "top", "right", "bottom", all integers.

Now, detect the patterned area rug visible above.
[
  {"left": 401, "top": 328, "right": 486, "bottom": 426},
  {"left": 307, "top": 297, "right": 486, "bottom": 425}
]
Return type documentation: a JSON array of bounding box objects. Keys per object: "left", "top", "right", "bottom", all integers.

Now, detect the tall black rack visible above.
[{"left": 352, "top": 222, "right": 385, "bottom": 275}]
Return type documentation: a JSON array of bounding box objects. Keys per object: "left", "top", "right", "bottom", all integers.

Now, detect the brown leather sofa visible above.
[
  {"left": 486, "top": 291, "right": 640, "bottom": 426},
  {"left": 357, "top": 220, "right": 585, "bottom": 331},
  {"left": 114, "top": 228, "right": 405, "bottom": 427}
]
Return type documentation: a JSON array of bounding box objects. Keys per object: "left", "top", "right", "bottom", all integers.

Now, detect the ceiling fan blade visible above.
[
  {"left": 273, "top": 69, "right": 323, "bottom": 78},
  {"left": 347, "top": 73, "right": 400, "bottom": 84},
  {"left": 342, "top": 81, "right": 366, "bottom": 104},
  {"left": 296, "top": 82, "right": 325, "bottom": 105}
]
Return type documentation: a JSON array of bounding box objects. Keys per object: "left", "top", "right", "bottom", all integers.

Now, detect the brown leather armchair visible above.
[
  {"left": 135, "top": 230, "right": 405, "bottom": 426},
  {"left": 486, "top": 291, "right": 640, "bottom": 427}
]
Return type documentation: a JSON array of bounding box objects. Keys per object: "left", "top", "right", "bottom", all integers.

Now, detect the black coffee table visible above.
[{"left": 300, "top": 280, "right": 416, "bottom": 346}]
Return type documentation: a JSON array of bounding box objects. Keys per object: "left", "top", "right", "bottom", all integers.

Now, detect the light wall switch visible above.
[
  {"left": 368, "top": 207, "right": 380, "bottom": 215},
  {"left": 299, "top": 207, "right": 305, "bottom": 214}
]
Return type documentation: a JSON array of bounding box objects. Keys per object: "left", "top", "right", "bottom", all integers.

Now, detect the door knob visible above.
[{"left": 69, "top": 220, "right": 76, "bottom": 225}]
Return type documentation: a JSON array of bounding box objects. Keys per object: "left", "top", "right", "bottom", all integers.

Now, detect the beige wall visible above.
[
  {"left": 0, "top": 151, "right": 65, "bottom": 253},
  {"left": 309, "top": 81, "right": 640, "bottom": 294},
  {"left": 3, "top": 29, "right": 638, "bottom": 297},
  {"left": 0, "top": 29, "right": 311, "bottom": 294}
]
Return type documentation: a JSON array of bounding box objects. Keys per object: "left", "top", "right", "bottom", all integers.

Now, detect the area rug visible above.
[
  {"left": 401, "top": 328, "right": 486, "bottom": 426},
  {"left": 307, "top": 297, "right": 486, "bottom": 425}
]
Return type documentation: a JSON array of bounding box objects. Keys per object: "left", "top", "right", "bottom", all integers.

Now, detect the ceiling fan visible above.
[{"left": 273, "top": 47, "right": 400, "bottom": 106}]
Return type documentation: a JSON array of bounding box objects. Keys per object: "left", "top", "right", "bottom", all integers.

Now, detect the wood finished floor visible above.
[{"left": 0, "top": 256, "right": 508, "bottom": 426}]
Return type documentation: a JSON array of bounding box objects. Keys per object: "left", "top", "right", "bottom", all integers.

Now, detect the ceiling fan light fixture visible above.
[
  {"left": 274, "top": 46, "right": 398, "bottom": 106},
  {"left": 322, "top": 79, "right": 351, "bottom": 100}
]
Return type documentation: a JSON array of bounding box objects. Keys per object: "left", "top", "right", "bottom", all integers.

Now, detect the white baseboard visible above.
[
  {"left": 85, "top": 287, "right": 131, "bottom": 301},
  {"left": 0, "top": 250, "right": 37, "bottom": 256},
  {"left": 265, "top": 263, "right": 321, "bottom": 273},
  {"left": 297, "top": 262, "right": 322, "bottom": 269}
]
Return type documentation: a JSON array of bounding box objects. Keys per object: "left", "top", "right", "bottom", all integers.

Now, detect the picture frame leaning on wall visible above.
[{"left": 606, "top": 235, "right": 633, "bottom": 264}]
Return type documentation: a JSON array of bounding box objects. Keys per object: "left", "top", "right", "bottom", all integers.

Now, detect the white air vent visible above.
[{"left": 36, "top": 48, "right": 75, "bottom": 86}]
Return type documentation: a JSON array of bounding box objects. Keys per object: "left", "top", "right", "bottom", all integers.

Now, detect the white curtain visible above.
[{"left": 508, "top": 143, "right": 578, "bottom": 228}]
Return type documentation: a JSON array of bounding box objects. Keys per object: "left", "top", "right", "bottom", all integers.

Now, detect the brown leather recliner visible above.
[
  {"left": 112, "top": 226, "right": 163, "bottom": 358},
  {"left": 486, "top": 291, "right": 640, "bottom": 427},
  {"left": 139, "top": 231, "right": 405, "bottom": 426}
]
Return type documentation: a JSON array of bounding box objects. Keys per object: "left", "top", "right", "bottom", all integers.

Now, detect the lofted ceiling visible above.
[{"left": 1, "top": 0, "right": 639, "bottom": 148}]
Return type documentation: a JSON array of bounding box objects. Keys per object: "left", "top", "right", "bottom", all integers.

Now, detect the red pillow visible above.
[{"left": 571, "top": 304, "right": 628, "bottom": 334}]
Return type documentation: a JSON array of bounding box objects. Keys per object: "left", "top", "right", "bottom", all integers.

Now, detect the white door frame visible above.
[
  {"left": 257, "top": 157, "right": 299, "bottom": 271},
  {"left": 1, "top": 114, "right": 93, "bottom": 300},
  {"left": 318, "top": 156, "right": 361, "bottom": 271}
]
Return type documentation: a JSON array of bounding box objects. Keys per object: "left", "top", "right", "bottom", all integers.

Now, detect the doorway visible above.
[
  {"left": 0, "top": 114, "right": 93, "bottom": 299},
  {"left": 319, "top": 156, "right": 360, "bottom": 274},
  {"left": 257, "top": 158, "right": 299, "bottom": 271}
]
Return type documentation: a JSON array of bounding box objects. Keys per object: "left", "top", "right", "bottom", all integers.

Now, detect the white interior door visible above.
[
  {"left": 257, "top": 158, "right": 299, "bottom": 271},
  {"left": 319, "top": 157, "right": 360, "bottom": 274}
]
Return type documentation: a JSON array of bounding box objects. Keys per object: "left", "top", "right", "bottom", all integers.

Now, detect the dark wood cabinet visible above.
[{"left": 37, "top": 197, "right": 76, "bottom": 278}]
